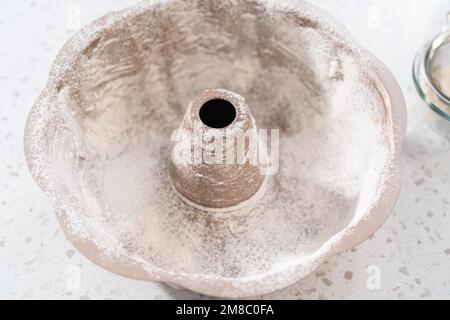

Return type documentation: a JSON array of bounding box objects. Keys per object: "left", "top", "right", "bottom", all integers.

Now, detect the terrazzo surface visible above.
[{"left": 0, "top": 0, "right": 449, "bottom": 299}]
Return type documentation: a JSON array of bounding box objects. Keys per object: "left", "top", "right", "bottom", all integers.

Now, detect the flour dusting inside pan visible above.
[{"left": 24, "top": 0, "right": 406, "bottom": 297}]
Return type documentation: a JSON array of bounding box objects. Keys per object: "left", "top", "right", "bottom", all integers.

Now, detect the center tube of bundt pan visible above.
[{"left": 169, "top": 88, "right": 266, "bottom": 209}]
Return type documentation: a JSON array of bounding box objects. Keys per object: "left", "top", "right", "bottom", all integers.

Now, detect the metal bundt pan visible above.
[{"left": 24, "top": 0, "right": 406, "bottom": 297}]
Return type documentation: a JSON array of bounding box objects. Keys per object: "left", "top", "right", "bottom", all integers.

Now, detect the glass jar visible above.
[{"left": 413, "top": 12, "right": 450, "bottom": 139}]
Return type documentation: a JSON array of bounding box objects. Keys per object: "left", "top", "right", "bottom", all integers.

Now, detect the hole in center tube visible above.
[{"left": 199, "top": 99, "right": 236, "bottom": 128}]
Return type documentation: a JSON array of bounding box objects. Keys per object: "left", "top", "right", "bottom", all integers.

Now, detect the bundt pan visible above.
[{"left": 24, "top": 0, "right": 406, "bottom": 297}]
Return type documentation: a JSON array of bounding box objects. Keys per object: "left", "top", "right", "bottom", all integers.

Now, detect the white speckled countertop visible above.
[{"left": 1, "top": 0, "right": 449, "bottom": 300}]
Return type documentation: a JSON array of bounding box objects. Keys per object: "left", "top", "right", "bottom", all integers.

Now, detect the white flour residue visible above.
[{"left": 25, "top": 0, "right": 398, "bottom": 295}]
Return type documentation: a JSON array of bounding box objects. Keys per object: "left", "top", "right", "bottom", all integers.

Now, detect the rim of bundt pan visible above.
[{"left": 24, "top": 0, "right": 407, "bottom": 298}]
